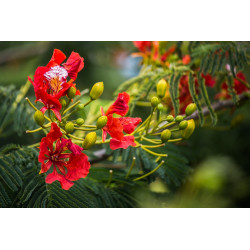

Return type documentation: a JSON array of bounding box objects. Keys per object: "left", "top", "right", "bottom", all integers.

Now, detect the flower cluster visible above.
[
  {"left": 133, "top": 41, "right": 189, "bottom": 67},
  {"left": 27, "top": 49, "right": 142, "bottom": 190}
]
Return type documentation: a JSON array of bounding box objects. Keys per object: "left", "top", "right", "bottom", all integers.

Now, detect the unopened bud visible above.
[
  {"left": 67, "top": 87, "right": 76, "bottom": 99},
  {"left": 156, "top": 79, "right": 168, "bottom": 98},
  {"left": 96, "top": 116, "right": 107, "bottom": 129},
  {"left": 175, "top": 115, "right": 184, "bottom": 122},
  {"left": 34, "top": 110, "right": 45, "bottom": 126},
  {"left": 90, "top": 82, "right": 104, "bottom": 100},
  {"left": 179, "top": 120, "right": 188, "bottom": 130},
  {"left": 161, "top": 129, "right": 171, "bottom": 143},
  {"left": 157, "top": 103, "right": 164, "bottom": 111},
  {"left": 60, "top": 98, "right": 67, "bottom": 107},
  {"left": 181, "top": 119, "right": 195, "bottom": 139},
  {"left": 82, "top": 132, "right": 97, "bottom": 150},
  {"left": 166, "top": 115, "right": 174, "bottom": 122},
  {"left": 151, "top": 96, "right": 160, "bottom": 108},
  {"left": 76, "top": 104, "right": 85, "bottom": 111},
  {"left": 185, "top": 103, "right": 197, "bottom": 116},
  {"left": 76, "top": 118, "right": 84, "bottom": 126},
  {"left": 65, "top": 122, "right": 74, "bottom": 134}
]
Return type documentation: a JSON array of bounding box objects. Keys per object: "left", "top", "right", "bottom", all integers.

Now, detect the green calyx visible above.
[
  {"left": 96, "top": 116, "right": 108, "bottom": 129},
  {"left": 161, "top": 129, "right": 171, "bottom": 142},
  {"left": 156, "top": 79, "right": 168, "bottom": 98},
  {"left": 65, "top": 122, "right": 75, "bottom": 134},
  {"left": 34, "top": 110, "right": 45, "bottom": 126},
  {"left": 175, "top": 115, "right": 184, "bottom": 122},
  {"left": 181, "top": 119, "right": 195, "bottom": 139},
  {"left": 90, "top": 82, "right": 104, "bottom": 100},
  {"left": 82, "top": 132, "right": 97, "bottom": 149},
  {"left": 76, "top": 118, "right": 85, "bottom": 126},
  {"left": 67, "top": 87, "right": 76, "bottom": 99},
  {"left": 151, "top": 96, "right": 160, "bottom": 108},
  {"left": 166, "top": 115, "right": 174, "bottom": 122},
  {"left": 179, "top": 120, "right": 188, "bottom": 130},
  {"left": 185, "top": 103, "right": 197, "bottom": 116}
]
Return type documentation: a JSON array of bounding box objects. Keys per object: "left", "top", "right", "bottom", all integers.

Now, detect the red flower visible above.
[
  {"left": 216, "top": 72, "right": 248, "bottom": 99},
  {"left": 28, "top": 49, "right": 84, "bottom": 121},
  {"left": 100, "top": 92, "right": 141, "bottom": 150},
  {"left": 39, "top": 123, "right": 90, "bottom": 190},
  {"left": 182, "top": 55, "right": 191, "bottom": 65},
  {"left": 201, "top": 73, "right": 216, "bottom": 87},
  {"left": 133, "top": 41, "right": 152, "bottom": 53}
]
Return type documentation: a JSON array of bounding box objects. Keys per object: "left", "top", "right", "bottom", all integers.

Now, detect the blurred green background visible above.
[{"left": 0, "top": 41, "right": 250, "bottom": 208}]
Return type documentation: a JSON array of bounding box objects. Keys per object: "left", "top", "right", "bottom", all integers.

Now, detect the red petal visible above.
[
  {"left": 119, "top": 117, "right": 142, "bottom": 134},
  {"left": 31, "top": 66, "right": 50, "bottom": 95},
  {"left": 110, "top": 136, "right": 136, "bottom": 150},
  {"left": 106, "top": 115, "right": 124, "bottom": 141},
  {"left": 133, "top": 41, "right": 152, "bottom": 52},
  {"left": 63, "top": 52, "right": 84, "bottom": 80},
  {"left": 46, "top": 168, "right": 74, "bottom": 190},
  {"left": 40, "top": 160, "right": 53, "bottom": 173},
  {"left": 106, "top": 92, "right": 130, "bottom": 116},
  {"left": 66, "top": 153, "right": 90, "bottom": 181},
  {"left": 202, "top": 73, "right": 216, "bottom": 87},
  {"left": 51, "top": 108, "right": 62, "bottom": 121},
  {"left": 45, "top": 123, "right": 62, "bottom": 146},
  {"left": 67, "top": 140, "right": 83, "bottom": 155},
  {"left": 47, "top": 49, "right": 66, "bottom": 68}
]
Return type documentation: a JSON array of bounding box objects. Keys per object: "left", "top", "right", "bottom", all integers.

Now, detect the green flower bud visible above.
[
  {"left": 90, "top": 82, "right": 104, "bottom": 100},
  {"left": 175, "top": 115, "right": 184, "bottom": 122},
  {"left": 161, "top": 129, "right": 171, "bottom": 143},
  {"left": 185, "top": 103, "right": 197, "bottom": 116},
  {"left": 96, "top": 116, "right": 108, "bottom": 129},
  {"left": 82, "top": 132, "right": 97, "bottom": 150},
  {"left": 166, "top": 115, "right": 174, "bottom": 122},
  {"left": 34, "top": 110, "right": 45, "bottom": 126},
  {"left": 157, "top": 103, "right": 164, "bottom": 111},
  {"left": 156, "top": 79, "right": 168, "bottom": 98},
  {"left": 181, "top": 119, "right": 195, "bottom": 139},
  {"left": 60, "top": 98, "right": 67, "bottom": 107},
  {"left": 76, "top": 118, "right": 84, "bottom": 126},
  {"left": 76, "top": 104, "right": 85, "bottom": 111},
  {"left": 151, "top": 96, "right": 160, "bottom": 108},
  {"left": 65, "top": 122, "right": 74, "bottom": 134},
  {"left": 179, "top": 120, "right": 188, "bottom": 130},
  {"left": 67, "top": 87, "right": 76, "bottom": 99}
]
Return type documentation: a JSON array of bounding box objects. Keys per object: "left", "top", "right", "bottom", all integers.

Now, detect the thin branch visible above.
[{"left": 185, "top": 91, "right": 250, "bottom": 121}]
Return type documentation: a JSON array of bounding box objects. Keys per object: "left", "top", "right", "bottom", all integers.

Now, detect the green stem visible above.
[
  {"left": 145, "top": 108, "right": 156, "bottom": 135},
  {"left": 141, "top": 136, "right": 162, "bottom": 144},
  {"left": 83, "top": 99, "right": 92, "bottom": 108},
  {"left": 28, "top": 142, "right": 40, "bottom": 148},
  {"left": 142, "top": 144, "right": 165, "bottom": 149},
  {"left": 133, "top": 160, "right": 165, "bottom": 181},
  {"left": 141, "top": 146, "right": 167, "bottom": 157},
  {"left": 79, "top": 125, "right": 97, "bottom": 128},
  {"left": 106, "top": 170, "right": 113, "bottom": 187},
  {"left": 131, "top": 115, "right": 151, "bottom": 135},
  {"left": 74, "top": 127, "right": 97, "bottom": 131},
  {"left": 25, "top": 97, "right": 50, "bottom": 121},
  {"left": 62, "top": 100, "right": 81, "bottom": 115},
  {"left": 126, "top": 157, "right": 136, "bottom": 179},
  {"left": 62, "top": 110, "right": 77, "bottom": 120},
  {"left": 168, "top": 138, "right": 183, "bottom": 143}
]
